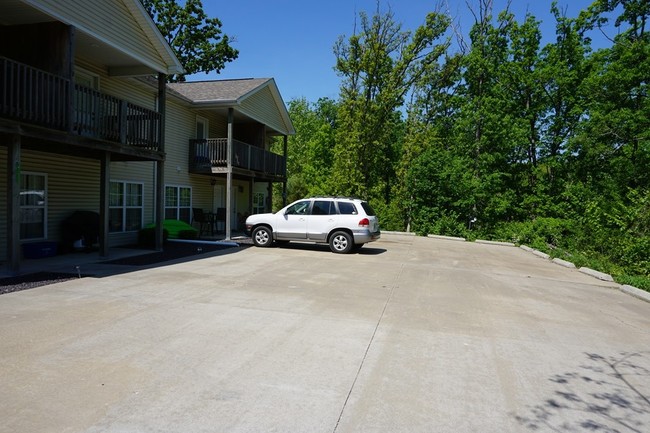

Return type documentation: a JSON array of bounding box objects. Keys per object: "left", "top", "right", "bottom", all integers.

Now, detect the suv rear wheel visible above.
[
  {"left": 330, "top": 231, "right": 353, "bottom": 254},
  {"left": 252, "top": 226, "right": 273, "bottom": 247}
]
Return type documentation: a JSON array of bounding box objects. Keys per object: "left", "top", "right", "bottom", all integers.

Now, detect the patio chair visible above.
[{"left": 192, "top": 208, "right": 212, "bottom": 236}]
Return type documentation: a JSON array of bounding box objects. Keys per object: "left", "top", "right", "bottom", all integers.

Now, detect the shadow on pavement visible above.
[
  {"left": 515, "top": 351, "right": 650, "bottom": 432},
  {"left": 273, "top": 242, "right": 387, "bottom": 255}
]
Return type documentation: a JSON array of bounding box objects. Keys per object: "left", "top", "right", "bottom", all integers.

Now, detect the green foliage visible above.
[
  {"left": 140, "top": 0, "right": 238, "bottom": 81},
  {"left": 281, "top": 0, "right": 648, "bottom": 289},
  {"left": 330, "top": 7, "right": 451, "bottom": 207}
]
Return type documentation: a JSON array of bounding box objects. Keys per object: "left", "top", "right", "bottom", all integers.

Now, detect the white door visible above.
[
  {"left": 213, "top": 185, "right": 225, "bottom": 232},
  {"left": 306, "top": 200, "right": 338, "bottom": 241},
  {"left": 274, "top": 200, "right": 309, "bottom": 240}
]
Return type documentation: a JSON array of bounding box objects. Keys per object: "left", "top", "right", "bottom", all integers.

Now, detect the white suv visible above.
[{"left": 245, "top": 197, "right": 381, "bottom": 253}]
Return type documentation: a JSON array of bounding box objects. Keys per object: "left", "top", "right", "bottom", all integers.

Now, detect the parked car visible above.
[{"left": 245, "top": 197, "right": 381, "bottom": 253}]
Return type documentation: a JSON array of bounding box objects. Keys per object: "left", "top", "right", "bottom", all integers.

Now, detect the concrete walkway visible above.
[{"left": 1, "top": 234, "right": 649, "bottom": 433}]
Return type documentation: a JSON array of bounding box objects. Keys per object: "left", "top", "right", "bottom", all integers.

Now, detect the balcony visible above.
[
  {"left": 0, "top": 56, "right": 161, "bottom": 152},
  {"left": 189, "top": 138, "right": 286, "bottom": 178}
]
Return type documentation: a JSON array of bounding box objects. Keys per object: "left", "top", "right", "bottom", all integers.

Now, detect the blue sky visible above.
[{"left": 189, "top": 1, "right": 609, "bottom": 104}]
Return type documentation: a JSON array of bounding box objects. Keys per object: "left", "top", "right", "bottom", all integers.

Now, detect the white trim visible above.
[
  {"left": 196, "top": 115, "right": 209, "bottom": 139},
  {"left": 19, "top": 171, "right": 48, "bottom": 242},
  {"left": 109, "top": 180, "right": 145, "bottom": 233}
]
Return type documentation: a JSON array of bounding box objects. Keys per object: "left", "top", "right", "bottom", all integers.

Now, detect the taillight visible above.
[{"left": 358, "top": 218, "right": 370, "bottom": 227}]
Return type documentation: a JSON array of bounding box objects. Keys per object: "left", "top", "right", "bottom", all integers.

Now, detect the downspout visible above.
[
  {"left": 155, "top": 73, "right": 166, "bottom": 251},
  {"left": 226, "top": 107, "right": 233, "bottom": 240},
  {"left": 282, "top": 135, "right": 288, "bottom": 207}
]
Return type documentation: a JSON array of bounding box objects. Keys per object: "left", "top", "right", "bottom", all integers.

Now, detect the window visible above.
[
  {"left": 20, "top": 172, "right": 47, "bottom": 240},
  {"left": 196, "top": 116, "right": 208, "bottom": 139},
  {"left": 285, "top": 200, "right": 310, "bottom": 215},
  {"left": 337, "top": 202, "right": 358, "bottom": 215},
  {"left": 165, "top": 185, "right": 192, "bottom": 223},
  {"left": 312, "top": 200, "right": 335, "bottom": 215},
  {"left": 109, "top": 181, "right": 143, "bottom": 232},
  {"left": 253, "top": 192, "right": 265, "bottom": 214}
]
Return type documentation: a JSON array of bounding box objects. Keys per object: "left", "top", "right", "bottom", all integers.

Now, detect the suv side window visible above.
[
  {"left": 312, "top": 200, "right": 335, "bottom": 215},
  {"left": 337, "top": 202, "right": 358, "bottom": 215},
  {"left": 285, "top": 200, "right": 310, "bottom": 215}
]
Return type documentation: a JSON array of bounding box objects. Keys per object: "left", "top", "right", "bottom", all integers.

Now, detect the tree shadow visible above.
[{"left": 515, "top": 351, "right": 650, "bottom": 432}]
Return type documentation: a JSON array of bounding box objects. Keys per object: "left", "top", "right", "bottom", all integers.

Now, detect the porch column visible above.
[
  {"left": 282, "top": 135, "right": 288, "bottom": 207},
  {"left": 155, "top": 73, "right": 167, "bottom": 251},
  {"left": 226, "top": 108, "right": 233, "bottom": 240},
  {"left": 6, "top": 134, "right": 21, "bottom": 274},
  {"left": 99, "top": 152, "right": 110, "bottom": 257}
]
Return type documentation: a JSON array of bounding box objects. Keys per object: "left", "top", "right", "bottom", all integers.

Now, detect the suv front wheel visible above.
[
  {"left": 252, "top": 226, "right": 273, "bottom": 247},
  {"left": 329, "top": 231, "right": 353, "bottom": 254}
]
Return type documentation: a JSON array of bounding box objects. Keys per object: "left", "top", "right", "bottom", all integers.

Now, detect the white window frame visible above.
[
  {"left": 196, "top": 116, "right": 209, "bottom": 139},
  {"left": 253, "top": 192, "right": 265, "bottom": 214},
  {"left": 109, "top": 180, "right": 144, "bottom": 233},
  {"left": 20, "top": 171, "right": 48, "bottom": 241},
  {"left": 165, "top": 185, "right": 192, "bottom": 223}
]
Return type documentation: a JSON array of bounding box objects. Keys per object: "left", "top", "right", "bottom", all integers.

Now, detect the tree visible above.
[
  {"left": 141, "top": 0, "right": 238, "bottom": 81},
  {"left": 330, "top": 6, "right": 450, "bottom": 208}
]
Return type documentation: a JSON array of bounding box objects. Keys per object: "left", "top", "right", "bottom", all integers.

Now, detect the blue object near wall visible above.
[{"left": 23, "top": 241, "right": 58, "bottom": 259}]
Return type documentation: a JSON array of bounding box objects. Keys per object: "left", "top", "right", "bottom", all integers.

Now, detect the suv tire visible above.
[
  {"left": 330, "top": 231, "right": 353, "bottom": 254},
  {"left": 252, "top": 226, "right": 273, "bottom": 247}
]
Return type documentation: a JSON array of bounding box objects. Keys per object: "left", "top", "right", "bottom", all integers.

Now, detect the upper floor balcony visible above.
[
  {"left": 0, "top": 56, "right": 161, "bottom": 153},
  {"left": 189, "top": 138, "right": 286, "bottom": 179}
]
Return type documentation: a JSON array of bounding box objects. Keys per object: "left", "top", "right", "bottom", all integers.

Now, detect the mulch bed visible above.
[{"left": 1, "top": 272, "right": 82, "bottom": 295}]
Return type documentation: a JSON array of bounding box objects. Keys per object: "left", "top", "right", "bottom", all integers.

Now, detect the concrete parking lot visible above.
[{"left": 1, "top": 233, "right": 649, "bottom": 433}]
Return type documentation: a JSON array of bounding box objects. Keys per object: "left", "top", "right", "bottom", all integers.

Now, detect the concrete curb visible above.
[
  {"left": 620, "top": 285, "right": 650, "bottom": 302},
  {"left": 552, "top": 258, "right": 576, "bottom": 268},
  {"left": 475, "top": 240, "right": 515, "bottom": 247},
  {"left": 427, "top": 234, "right": 466, "bottom": 242},
  {"left": 519, "top": 245, "right": 551, "bottom": 259},
  {"left": 519, "top": 244, "right": 649, "bottom": 303},
  {"left": 382, "top": 231, "right": 416, "bottom": 236},
  {"left": 579, "top": 267, "right": 614, "bottom": 282}
]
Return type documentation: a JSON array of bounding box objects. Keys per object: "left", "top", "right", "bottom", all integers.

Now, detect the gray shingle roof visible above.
[{"left": 167, "top": 78, "right": 271, "bottom": 103}]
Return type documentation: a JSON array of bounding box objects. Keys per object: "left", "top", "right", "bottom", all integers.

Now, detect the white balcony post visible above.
[{"left": 226, "top": 108, "right": 233, "bottom": 240}]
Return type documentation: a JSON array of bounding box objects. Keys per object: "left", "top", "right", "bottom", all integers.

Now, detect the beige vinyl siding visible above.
[
  {"left": 0, "top": 149, "right": 100, "bottom": 261},
  {"left": 164, "top": 98, "right": 211, "bottom": 214},
  {"left": 240, "top": 87, "right": 290, "bottom": 135},
  {"left": 33, "top": 0, "right": 167, "bottom": 72}
]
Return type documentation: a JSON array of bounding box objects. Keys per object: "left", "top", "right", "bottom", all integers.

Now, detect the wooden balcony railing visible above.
[
  {"left": 190, "top": 138, "right": 286, "bottom": 177},
  {"left": 1, "top": 56, "right": 161, "bottom": 151}
]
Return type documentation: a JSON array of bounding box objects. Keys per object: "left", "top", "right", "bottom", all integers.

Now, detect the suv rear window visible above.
[
  {"left": 337, "top": 202, "right": 358, "bottom": 215},
  {"left": 360, "top": 202, "right": 376, "bottom": 216}
]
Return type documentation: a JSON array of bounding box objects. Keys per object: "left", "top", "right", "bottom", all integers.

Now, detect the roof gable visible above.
[
  {"left": 168, "top": 78, "right": 295, "bottom": 135},
  {"left": 14, "top": 0, "right": 183, "bottom": 75}
]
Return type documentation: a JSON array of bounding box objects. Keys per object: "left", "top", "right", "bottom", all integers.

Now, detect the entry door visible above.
[{"left": 213, "top": 185, "right": 225, "bottom": 232}]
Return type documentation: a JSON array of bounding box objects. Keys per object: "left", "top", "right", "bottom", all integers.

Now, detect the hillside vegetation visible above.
[{"left": 273, "top": 1, "right": 649, "bottom": 290}]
